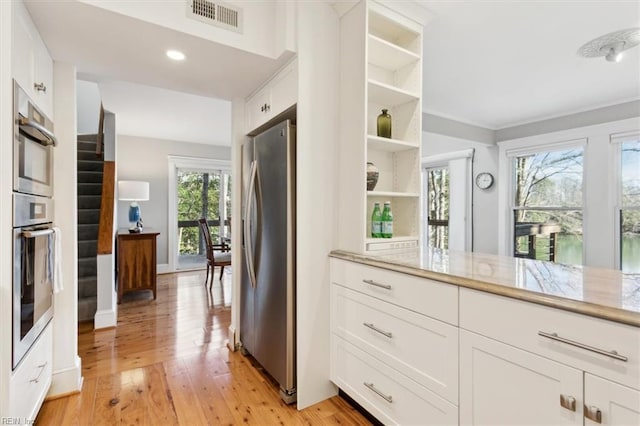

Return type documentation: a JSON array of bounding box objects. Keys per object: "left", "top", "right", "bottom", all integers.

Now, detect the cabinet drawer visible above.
[
  {"left": 331, "top": 336, "right": 458, "bottom": 426},
  {"left": 330, "top": 258, "right": 458, "bottom": 325},
  {"left": 460, "top": 288, "right": 640, "bottom": 390},
  {"left": 10, "top": 324, "right": 53, "bottom": 420},
  {"left": 332, "top": 284, "right": 458, "bottom": 404}
]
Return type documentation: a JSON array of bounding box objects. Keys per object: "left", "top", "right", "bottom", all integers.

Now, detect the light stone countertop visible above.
[{"left": 329, "top": 248, "right": 640, "bottom": 327}]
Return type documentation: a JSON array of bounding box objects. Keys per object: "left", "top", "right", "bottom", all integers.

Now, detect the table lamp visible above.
[{"left": 118, "top": 180, "right": 149, "bottom": 233}]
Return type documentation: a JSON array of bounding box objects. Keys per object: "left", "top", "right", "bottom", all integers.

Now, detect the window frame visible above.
[
  {"left": 611, "top": 130, "right": 640, "bottom": 272},
  {"left": 502, "top": 138, "right": 587, "bottom": 264}
]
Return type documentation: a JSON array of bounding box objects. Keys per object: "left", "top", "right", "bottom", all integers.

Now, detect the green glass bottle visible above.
[
  {"left": 371, "top": 202, "right": 382, "bottom": 238},
  {"left": 381, "top": 201, "right": 393, "bottom": 238},
  {"left": 377, "top": 109, "right": 392, "bottom": 138}
]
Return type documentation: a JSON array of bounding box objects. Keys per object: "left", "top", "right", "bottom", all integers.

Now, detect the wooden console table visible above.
[{"left": 117, "top": 229, "right": 159, "bottom": 303}]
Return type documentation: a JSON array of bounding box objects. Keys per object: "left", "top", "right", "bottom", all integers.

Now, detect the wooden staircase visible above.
[{"left": 77, "top": 134, "right": 103, "bottom": 322}]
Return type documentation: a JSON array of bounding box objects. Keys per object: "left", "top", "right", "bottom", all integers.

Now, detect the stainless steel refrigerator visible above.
[{"left": 240, "top": 119, "right": 296, "bottom": 404}]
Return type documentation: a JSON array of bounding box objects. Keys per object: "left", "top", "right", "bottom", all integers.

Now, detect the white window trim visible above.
[
  {"left": 167, "top": 155, "right": 231, "bottom": 272},
  {"left": 498, "top": 138, "right": 587, "bottom": 260},
  {"left": 611, "top": 130, "right": 640, "bottom": 270},
  {"left": 422, "top": 148, "right": 474, "bottom": 251}
]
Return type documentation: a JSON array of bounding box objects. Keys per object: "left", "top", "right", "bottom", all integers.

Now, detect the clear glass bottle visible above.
[
  {"left": 371, "top": 202, "right": 382, "bottom": 238},
  {"left": 381, "top": 201, "right": 393, "bottom": 238},
  {"left": 377, "top": 109, "right": 392, "bottom": 138}
]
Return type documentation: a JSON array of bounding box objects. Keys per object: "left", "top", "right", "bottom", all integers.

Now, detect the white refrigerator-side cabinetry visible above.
[
  {"left": 12, "top": 0, "right": 54, "bottom": 120},
  {"left": 245, "top": 59, "right": 297, "bottom": 134}
]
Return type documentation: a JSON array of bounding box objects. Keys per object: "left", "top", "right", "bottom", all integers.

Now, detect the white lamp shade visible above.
[{"left": 118, "top": 181, "right": 150, "bottom": 201}]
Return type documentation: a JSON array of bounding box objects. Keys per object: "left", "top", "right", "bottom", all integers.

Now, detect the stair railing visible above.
[
  {"left": 96, "top": 103, "right": 104, "bottom": 157},
  {"left": 97, "top": 161, "right": 115, "bottom": 255}
]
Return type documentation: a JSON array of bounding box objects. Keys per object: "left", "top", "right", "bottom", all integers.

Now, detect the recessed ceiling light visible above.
[{"left": 166, "top": 50, "right": 186, "bottom": 61}]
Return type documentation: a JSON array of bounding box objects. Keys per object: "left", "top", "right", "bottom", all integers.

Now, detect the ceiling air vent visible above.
[{"left": 187, "top": 0, "right": 243, "bottom": 33}]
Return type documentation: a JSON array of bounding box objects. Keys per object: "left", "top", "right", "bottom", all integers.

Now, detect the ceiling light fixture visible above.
[
  {"left": 578, "top": 28, "right": 640, "bottom": 63},
  {"left": 166, "top": 50, "right": 186, "bottom": 61}
]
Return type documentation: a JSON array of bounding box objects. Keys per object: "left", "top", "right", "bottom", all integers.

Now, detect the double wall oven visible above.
[{"left": 12, "top": 80, "right": 58, "bottom": 369}]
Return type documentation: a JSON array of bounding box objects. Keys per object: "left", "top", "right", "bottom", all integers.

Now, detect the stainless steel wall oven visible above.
[
  {"left": 13, "top": 79, "right": 56, "bottom": 198},
  {"left": 12, "top": 79, "right": 57, "bottom": 370},
  {"left": 12, "top": 193, "right": 54, "bottom": 369}
]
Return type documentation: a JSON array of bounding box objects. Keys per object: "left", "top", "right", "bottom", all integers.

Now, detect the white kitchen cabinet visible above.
[
  {"left": 330, "top": 258, "right": 459, "bottom": 425},
  {"left": 460, "top": 329, "right": 584, "bottom": 426},
  {"left": 338, "top": 0, "right": 423, "bottom": 253},
  {"left": 245, "top": 58, "right": 297, "bottom": 134},
  {"left": 584, "top": 374, "right": 640, "bottom": 426},
  {"left": 9, "top": 323, "right": 52, "bottom": 421},
  {"left": 12, "top": 0, "right": 54, "bottom": 120},
  {"left": 460, "top": 288, "right": 640, "bottom": 426}
]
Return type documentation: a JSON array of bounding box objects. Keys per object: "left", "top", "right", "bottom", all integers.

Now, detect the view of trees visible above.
[
  {"left": 177, "top": 170, "right": 231, "bottom": 257},
  {"left": 427, "top": 167, "right": 449, "bottom": 250},
  {"left": 513, "top": 147, "right": 584, "bottom": 265},
  {"left": 621, "top": 140, "right": 640, "bottom": 273}
]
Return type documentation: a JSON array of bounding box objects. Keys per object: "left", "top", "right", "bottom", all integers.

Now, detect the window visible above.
[
  {"left": 619, "top": 137, "right": 640, "bottom": 273},
  {"left": 426, "top": 167, "right": 449, "bottom": 250},
  {"left": 511, "top": 146, "right": 584, "bottom": 265}
]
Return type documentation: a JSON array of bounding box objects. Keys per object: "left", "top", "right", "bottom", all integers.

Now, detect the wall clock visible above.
[{"left": 475, "top": 172, "right": 494, "bottom": 190}]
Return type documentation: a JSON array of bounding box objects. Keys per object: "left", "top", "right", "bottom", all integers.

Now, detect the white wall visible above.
[
  {"left": 50, "top": 61, "right": 83, "bottom": 396},
  {"left": 497, "top": 116, "right": 640, "bottom": 269},
  {"left": 423, "top": 132, "right": 499, "bottom": 254},
  {"left": 76, "top": 79, "right": 101, "bottom": 134},
  {"left": 116, "top": 135, "right": 231, "bottom": 265},
  {"left": 296, "top": 1, "right": 340, "bottom": 409},
  {"left": 0, "top": 0, "right": 13, "bottom": 415}
]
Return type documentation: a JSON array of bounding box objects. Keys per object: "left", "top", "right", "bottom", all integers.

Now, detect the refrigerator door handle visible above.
[{"left": 244, "top": 160, "right": 258, "bottom": 289}]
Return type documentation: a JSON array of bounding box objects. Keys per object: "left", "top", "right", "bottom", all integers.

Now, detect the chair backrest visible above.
[{"left": 198, "top": 218, "right": 214, "bottom": 260}]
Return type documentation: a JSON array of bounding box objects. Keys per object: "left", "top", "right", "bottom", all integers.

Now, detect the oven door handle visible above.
[
  {"left": 22, "top": 229, "right": 54, "bottom": 238},
  {"left": 18, "top": 115, "right": 58, "bottom": 147}
]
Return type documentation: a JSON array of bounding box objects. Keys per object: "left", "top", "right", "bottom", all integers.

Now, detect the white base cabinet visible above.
[
  {"left": 460, "top": 329, "right": 583, "bottom": 426},
  {"left": 584, "top": 374, "right": 640, "bottom": 426},
  {"left": 330, "top": 256, "right": 640, "bottom": 425},
  {"left": 9, "top": 323, "right": 53, "bottom": 421}
]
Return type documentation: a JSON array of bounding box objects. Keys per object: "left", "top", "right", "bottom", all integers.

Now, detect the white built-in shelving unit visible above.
[{"left": 338, "top": 0, "right": 423, "bottom": 252}]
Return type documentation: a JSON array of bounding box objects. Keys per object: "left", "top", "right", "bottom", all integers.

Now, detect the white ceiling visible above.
[
  {"left": 422, "top": 1, "right": 640, "bottom": 129},
  {"left": 98, "top": 80, "right": 231, "bottom": 146},
  {"left": 25, "top": 1, "right": 640, "bottom": 140}
]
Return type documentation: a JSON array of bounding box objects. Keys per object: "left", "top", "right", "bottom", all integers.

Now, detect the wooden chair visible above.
[{"left": 198, "top": 218, "right": 231, "bottom": 291}]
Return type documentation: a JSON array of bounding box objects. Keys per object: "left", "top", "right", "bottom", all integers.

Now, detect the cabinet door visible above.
[
  {"left": 269, "top": 62, "right": 297, "bottom": 117},
  {"left": 584, "top": 374, "right": 640, "bottom": 425},
  {"left": 12, "top": 1, "right": 36, "bottom": 97},
  {"left": 460, "top": 330, "right": 583, "bottom": 426},
  {"left": 33, "top": 36, "right": 54, "bottom": 119},
  {"left": 245, "top": 87, "right": 270, "bottom": 133}
]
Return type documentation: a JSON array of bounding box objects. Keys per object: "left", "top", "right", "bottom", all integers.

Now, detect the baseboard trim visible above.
[
  {"left": 48, "top": 355, "right": 83, "bottom": 397},
  {"left": 94, "top": 308, "right": 117, "bottom": 329},
  {"left": 157, "top": 263, "right": 170, "bottom": 274},
  {"left": 227, "top": 325, "right": 237, "bottom": 352}
]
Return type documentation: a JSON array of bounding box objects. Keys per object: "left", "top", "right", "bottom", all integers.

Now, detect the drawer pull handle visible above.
[
  {"left": 364, "top": 382, "right": 393, "bottom": 403},
  {"left": 363, "top": 322, "right": 393, "bottom": 338},
  {"left": 538, "top": 331, "right": 628, "bottom": 362},
  {"left": 362, "top": 279, "right": 391, "bottom": 290},
  {"left": 584, "top": 405, "right": 602, "bottom": 423},
  {"left": 30, "top": 361, "right": 48, "bottom": 383},
  {"left": 560, "top": 394, "right": 576, "bottom": 412}
]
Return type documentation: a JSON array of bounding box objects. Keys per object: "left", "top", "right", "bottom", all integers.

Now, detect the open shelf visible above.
[
  {"left": 367, "top": 191, "right": 420, "bottom": 198},
  {"left": 368, "top": 9, "right": 421, "bottom": 54},
  {"left": 366, "top": 236, "right": 419, "bottom": 251},
  {"left": 368, "top": 79, "right": 419, "bottom": 107},
  {"left": 368, "top": 34, "right": 420, "bottom": 70},
  {"left": 367, "top": 135, "right": 419, "bottom": 152}
]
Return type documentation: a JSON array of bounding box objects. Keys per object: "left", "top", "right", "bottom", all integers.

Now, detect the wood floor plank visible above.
[{"left": 38, "top": 270, "right": 370, "bottom": 425}]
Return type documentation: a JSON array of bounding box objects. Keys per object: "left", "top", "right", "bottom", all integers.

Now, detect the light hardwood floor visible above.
[{"left": 37, "top": 270, "right": 370, "bottom": 425}]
